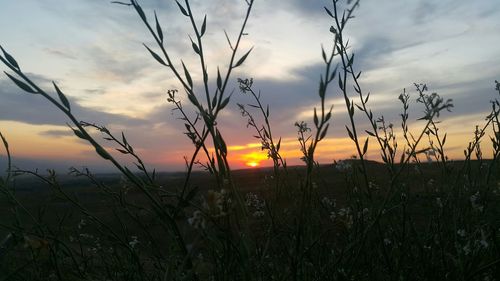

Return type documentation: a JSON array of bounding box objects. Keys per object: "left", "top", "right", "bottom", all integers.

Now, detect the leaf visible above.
[
  {"left": 219, "top": 96, "right": 230, "bottom": 110},
  {"left": 216, "top": 67, "right": 222, "bottom": 90},
  {"left": 276, "top": 137, "right": 281, "bottom": 152},
  {"left": 53, "top": 82, "right": 70, "bottom": 111},
  {"left": 321, "top": 45, "right": 327, "bottom": 63},
  {"left": 191, "top": 39, "right": 200, "bottom": 55},
  {"left": 347, "top": 54, "right": 355, "bottom": 67},
  {"left": 324, "top": 7, "right": 334, "bottom": 18},
  {"left": 365, "top": 130, "right": 375, "bottom": 137},
  {"left": 95, "top": 146, "right": 111, "bottom": 160},
  {"left": 313, "top": 108, "right": 319, "bottom": 127},
  {"left": 143, "top": 44, "right": 167, "bottom": 66},
  {"left": 154, "top": 11, "right": 163, "bottom": 42},
  {"left": 72, "top": 128, "right": 86, "bottom": 140},
  {"left": 121, "top": 132, "right": 128, "bottom": 146},
  {"left": 200, "top": 15, "right": 207, "bottom": 37},
  {"left": 134, "top": 3, "right": 147, "bottom": 22},
  {"left": 325, "top": 111, "right": 332, "bottom": 122},
  {"left": 362, "top": 138, "right": 369, "bottom": 155},
  {"left": 176, "top": 1, "right": 189, "bottom": 16},
  {"left": 319, "top": 124, "right": 329, "bottom": 141},
  {"left": 233, "top": 47, "right": 253, "bottom": 68},
  {"left": 187, "top": 93, "right": 199, "bottom": 106},
  {"left": 116, "top": 148, "right": 128, "bottom": 154},
  {"left": 0, "top": 46, "right": 19, "bottom": 70},
  {"left": 181, "top": 61, "right": 193, "bottom": 88},
  {"left": 4, "top": 72, "right": 36, "bottom": 94},
  {"left": 346, "top": 125, "right": 354, "bottom": 140},
  {"left": 211, "top": 95, "right": 218, "bottom": 109}
]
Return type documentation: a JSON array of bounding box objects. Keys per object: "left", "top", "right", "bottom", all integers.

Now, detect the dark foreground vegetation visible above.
[{"left": 1, "top": 0, "right": 500, "bottom": 280}]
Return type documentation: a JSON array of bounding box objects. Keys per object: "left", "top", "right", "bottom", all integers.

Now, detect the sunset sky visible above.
[{"left": 1, "top": 0, "right": 499, "bottom": 172}]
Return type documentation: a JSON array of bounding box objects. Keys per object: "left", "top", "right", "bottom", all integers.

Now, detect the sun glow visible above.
[
  {"left": 246, "top": 161, "right": 259, "bottom": 167},
  {"left": 240, "top": 151, "right": 268, "bottom": 168}
]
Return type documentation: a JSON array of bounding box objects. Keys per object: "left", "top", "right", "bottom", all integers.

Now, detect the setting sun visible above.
[
  {"left": 240, "top": 151, "right": 268, "bottom": 168},
  {"left": 246, "top": 161, "right": 259, "bottom": 167}
]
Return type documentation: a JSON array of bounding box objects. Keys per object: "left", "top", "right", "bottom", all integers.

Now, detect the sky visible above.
[{"left": 0, "top": 0, "right": 499, "bottom": 173}]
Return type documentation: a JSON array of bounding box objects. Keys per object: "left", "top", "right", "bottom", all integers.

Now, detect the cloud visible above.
[
  {"left": 39, "top": 129, "right": 74, "bottom": 138},
  {"left": 43, "top": 48, "right": 77, "bottom": 60},
  {"left": 0, "top": 76, "right": 146, "bottom": 127}
]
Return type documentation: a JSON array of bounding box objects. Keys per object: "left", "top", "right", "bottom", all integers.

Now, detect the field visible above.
[{"left": 1, "top": 160, "right": 499, "bottom": 280}]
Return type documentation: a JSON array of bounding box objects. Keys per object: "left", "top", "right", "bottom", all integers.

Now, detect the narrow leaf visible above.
[
  {"left": 116, "top": 148, "right": 128, "bottom": 154},
  {"left": 363, "top": 138, "right": 369, "bottom": 155},
  {"left": 72, "top": 128, "right": 86, "bottom": 140},
  {"left": 191, "top": 39, "right": 200, "bottom": 55},
  {"left": 143, "top": 44, "right": 167, "bottom": 66},
  {"left": 95, "top": 146, "right": 111, "bottom": 160},
  {"left": 0, "top": 46, "right": 19, "bottom": 70},
  {"left": 154, "top": 11, "right": 163, "bottom": 42},
  {"left": 122, "top": 132, "right": 128, "bottom": 146},
  {"left": 181, "top": 61, "right": 193, "bottom": 88},
  {"left": 325, "top": 111, "right": 332, "bottom": 122},
  {"left": 365, "top": 130, "right": 375, "bottom": 137},
  {"left": 176, "top": 1, "right": 189, "bottom": 16},
  {"left": 200, "top": 15, "right": 207, "bottom": 37},
  {"left": 233, "top": 47, "right": 253, "bottom": 68},
  {"left": 320, "top": 124, "right": 330, "bottom": 141},
  {"left": 216, "top": 67, "right": 222, "bottom": 90},
  {"left": 53, "top": 82, "right": 70, "bottom": 111},
  {"left": 4, "top": 72, "right": 36, "bottom": 94},
  {"left": 220, "top": 96, "right": 230, "bottom": 109},
  {"left": 187, "top": 93, "right": 199, "bottom": 106},
  {"left": 324, "top": 7, "right": 334, "bottom": 17},
  {"left": 346, "top": 125, "right": 354, "bottom": 140},
  {"left": 134, "top": 3, "right": 147, "bottom": 22},
  {"left": 313, "top": 108, "right": 319, "bottom": 127},
  {"left": 211, "top": 95, "right": 217, "bottom": 109}
]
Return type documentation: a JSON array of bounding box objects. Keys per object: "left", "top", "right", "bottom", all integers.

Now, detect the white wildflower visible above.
[
  {"left": 321, "top": 197, "right": 335, "bottom": 207},
  {"left": 463, "top": 243, "right": 471, "bottom": 255},
  {"left": 129, "top": 236, "right": 139, "bottom": 249},
  {"left": 470, "top": 191, "right": 483, "bottom": 212},
  {"left": 335, "top": 160, "right": 351, "bottom": 172},
  {"left": 457, "top": 229, "right": 466, "bottom": 238},
  {"left": 329, "top": 211, "right": 336, "bottom": 221},
  {"left": 253, "top": 211, "right": 265, "bottom": 218},
  {"left": 436, "top": 197, "right": 443, "bottom": 208},
  {"left": 188, "top": 210, "right": 206, "bottom": 229},
  {"left": 78, "top": 219, "right": 86, "bottom": 230}
]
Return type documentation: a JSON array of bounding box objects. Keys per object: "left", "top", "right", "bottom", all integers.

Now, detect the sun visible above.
[
  {"left": 240, "top": 151, "right": 268, "bottom": 168},
  {"left": 246, "top": 161, "right": 259, "bottom": 167}
]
